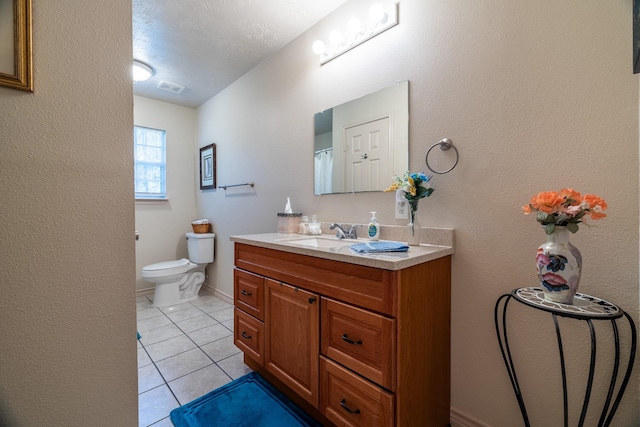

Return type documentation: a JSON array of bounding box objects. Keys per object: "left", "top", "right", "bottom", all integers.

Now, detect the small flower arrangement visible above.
[
  {"left": 385, "top": 172, "right": 434, "bottom": 203},
  {"left": 522, "top": 188, "right": 607, "bottom": 234}
]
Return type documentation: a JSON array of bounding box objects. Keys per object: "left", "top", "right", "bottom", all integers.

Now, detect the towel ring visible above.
[{"left": 425, "top": 138, "right": 459, "bottom": 174}]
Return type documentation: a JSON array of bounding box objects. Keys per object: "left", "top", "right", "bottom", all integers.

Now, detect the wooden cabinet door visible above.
[{"left": 265, "top": 278, "right": 320, "bottom": 407}]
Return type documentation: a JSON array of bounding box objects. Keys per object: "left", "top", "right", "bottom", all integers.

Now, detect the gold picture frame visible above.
[{"left": 0, "top": 0, "right": 32, "bottom": 91}]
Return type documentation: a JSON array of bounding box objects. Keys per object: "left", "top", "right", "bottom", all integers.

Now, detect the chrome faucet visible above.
[
  {"left": 329, "top": 223, "right": 359, "bottom": 239},
  {"left": 329, "top": 223, "right": 348, "bottom": 239}
]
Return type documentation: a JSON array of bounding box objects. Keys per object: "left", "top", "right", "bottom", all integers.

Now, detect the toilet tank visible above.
[{"left": 185, "top": 232, "right": 215, "bottom": 264}]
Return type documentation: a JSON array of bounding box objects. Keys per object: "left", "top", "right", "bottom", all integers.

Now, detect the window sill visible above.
[{"left": 135, "top": 198, "right": 169, "bottom": 204}]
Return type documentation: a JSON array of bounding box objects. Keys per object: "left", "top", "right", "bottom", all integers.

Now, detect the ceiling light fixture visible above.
[
  {"left": 132, "top": 60, "right": 154, "bottom": 82},
  {"left": 312, "top": 2, "right": 399, "bottom": 65}
]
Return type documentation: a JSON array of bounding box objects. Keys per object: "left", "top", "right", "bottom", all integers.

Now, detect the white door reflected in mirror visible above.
[
  {"left": 314, "top": 81, "right": 408, "bottom": 195},
  {"left": 345, "top": 117, "right": 390, "bottom": 192}
]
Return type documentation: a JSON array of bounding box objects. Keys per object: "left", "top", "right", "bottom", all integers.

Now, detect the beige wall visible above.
[
  {"left": 134, "top": 96, "right": 198, "bottom": 292},
  {"left": 197, "top": 0, "right": 639, "bottom": 425},
  {"left": 0, "top": 2, "right": 137, "bottom": 426}
]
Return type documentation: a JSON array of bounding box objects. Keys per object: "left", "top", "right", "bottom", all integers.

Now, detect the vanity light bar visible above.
[{"left": 313, "top": 2, "right": 399, "bottom": 65}]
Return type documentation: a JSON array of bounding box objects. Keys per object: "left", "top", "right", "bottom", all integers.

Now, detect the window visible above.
[{"left": 134, "top": 126, "right": 166, "bottom": 199}]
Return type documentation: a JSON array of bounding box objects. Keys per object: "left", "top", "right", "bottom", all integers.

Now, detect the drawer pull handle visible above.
[
  {"left": 241, "top": 332, "right": 252, "bottom": 339},
  {"left": 340, "top": 399, "right": 361, "bottom": 415},
  {"left": 241, "top": 290, "right": 252, "bottom": 296},
  {"left": 342, "top": 334, "right": 362, "bottom": 345}
]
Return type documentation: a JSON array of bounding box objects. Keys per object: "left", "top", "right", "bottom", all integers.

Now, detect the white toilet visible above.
[{"left": 142, "top": 232, "right": 215, "bottom": 307}]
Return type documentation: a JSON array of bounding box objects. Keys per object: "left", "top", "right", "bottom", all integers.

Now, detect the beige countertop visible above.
[{"left": 230, "top": 230, "right": 454, "bottom": 271}]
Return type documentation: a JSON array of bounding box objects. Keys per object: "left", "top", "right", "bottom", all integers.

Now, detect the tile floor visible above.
[{"left": 136, "top": 291, "right": 252, "bottom": 427}]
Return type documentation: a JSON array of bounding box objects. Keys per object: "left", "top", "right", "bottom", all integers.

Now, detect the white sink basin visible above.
[{"left": 276, "top": 236, "right": 356, "bottom": 249}]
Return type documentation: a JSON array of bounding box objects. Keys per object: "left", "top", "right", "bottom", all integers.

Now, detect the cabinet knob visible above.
[
  {"left": 340, "top": 399, "right": 361, "bottom": 415},
  {"left": 241, "top": 332, "right": 252, "bottom": 339},
  {"left": 308, "top": 297, "right": 317, "bottom": 304},
  {"left": 341, "top": 334, "right": 362, "bottom": 345},
  {"left": 241, "top": 290, "right": 252, "bottom": 296}
]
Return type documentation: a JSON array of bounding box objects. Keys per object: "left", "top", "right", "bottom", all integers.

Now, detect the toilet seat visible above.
[{"left": 141, "top": 258, "right": 194, "bottom": 279}]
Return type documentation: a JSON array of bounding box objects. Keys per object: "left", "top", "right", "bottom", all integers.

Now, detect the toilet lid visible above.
[{"left": 142, "top": 258, "right": 191, "bottom": 273}]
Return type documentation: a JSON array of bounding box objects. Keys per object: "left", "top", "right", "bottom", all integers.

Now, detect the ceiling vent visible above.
[{"left": 157, "top": 80, "right": 185, "bottom": 94}]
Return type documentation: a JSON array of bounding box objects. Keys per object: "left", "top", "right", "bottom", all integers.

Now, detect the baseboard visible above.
[
  {"left": 136, "top": 284, "right": 233, "bottom": 305},
  {"left": 136, "top": 287, "right": 154, "bottom": 297},
  {"left": 201, "top": 283, "right": 233, "bottom": 304},
  {"left": 450, "top": 407, "right": 491, "bottom": 427}
]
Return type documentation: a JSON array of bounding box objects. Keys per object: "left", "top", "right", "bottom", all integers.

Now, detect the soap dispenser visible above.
[{"left": 368, "top": 211, "right": 380, "bottom": 241}]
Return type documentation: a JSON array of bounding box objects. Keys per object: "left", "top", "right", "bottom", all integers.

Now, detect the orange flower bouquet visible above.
[{"left": 522, "top": 188, "right": 607, "bottom": 235}]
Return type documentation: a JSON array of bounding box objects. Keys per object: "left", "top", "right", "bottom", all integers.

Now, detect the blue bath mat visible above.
[{"left": 170, "top": 372, "right": 321, "bottom": 427}]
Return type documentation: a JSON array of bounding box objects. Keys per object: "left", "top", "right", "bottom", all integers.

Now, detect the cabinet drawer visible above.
[
  {"left": 322, "top": 298, "right": 395, "bottom": 390},
  {"left": 234, "top": 308, "right": 264, "bottom": 365},
  {"left": 234, "top": 268, "right": 264, "bottom": 321},
  {"left": 320, "top": 357, "right": 394, "bottom": 427}
]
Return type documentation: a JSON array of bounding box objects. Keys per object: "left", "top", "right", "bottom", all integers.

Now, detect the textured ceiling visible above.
[{"left": 133, "top": 0, "right": 348, "bottom": 108}]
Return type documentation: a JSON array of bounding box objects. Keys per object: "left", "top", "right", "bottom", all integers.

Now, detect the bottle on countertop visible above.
[
  {"left": 308, "top": 215, "right": 322, "bottom": 235},
  {"left": 368, "top": 211, "right": 380, "bottom": 241},
  {"left": 299, "top": 216, "right": 309, "bottom": 234}
]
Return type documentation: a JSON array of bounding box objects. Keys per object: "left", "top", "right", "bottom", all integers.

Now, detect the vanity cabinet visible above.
[{"left": 233, "top": 242, "right": 451, "bottom": 427}]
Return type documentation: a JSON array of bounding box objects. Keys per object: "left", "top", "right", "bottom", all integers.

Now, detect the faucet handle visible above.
[{"left": 347, "top": 224, "right": 361, "bottom": 239}]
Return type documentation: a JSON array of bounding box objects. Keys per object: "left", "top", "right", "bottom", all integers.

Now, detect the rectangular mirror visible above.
[
  {"left": 0, "top": 0, "right": 33, "bottom": 91},
  {"left": 314, "top": 81, "right": 408, "bottom": 195}
]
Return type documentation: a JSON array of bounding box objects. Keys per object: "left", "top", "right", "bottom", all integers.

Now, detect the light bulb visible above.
[
  {"left": 312, "top": 40, "right": 326, "bottom": 55},
  {"left": 132, "top": 60, "right": 154, "bottom": 82},
  {"left": 329, "top": 29, "right": 344, "bottom": 46},
  {"left": 347, "top": 17, "right": 362, "bottom": 35},
  {"left": 369, "top": 3, "right": 387, "bottom": 24}
]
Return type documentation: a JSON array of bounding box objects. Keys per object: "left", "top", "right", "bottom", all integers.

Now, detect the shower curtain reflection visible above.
[{"left": 314, "top": 149, "right": 333, "bottom": 195}]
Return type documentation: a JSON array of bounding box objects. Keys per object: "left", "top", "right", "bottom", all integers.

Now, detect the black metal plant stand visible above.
[{"left": 495, "top": 287, "right": 636, "bottom": 427}]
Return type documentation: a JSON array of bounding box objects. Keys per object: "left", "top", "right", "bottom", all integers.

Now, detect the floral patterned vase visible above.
[
  {"left": 536, "top": 226, "right": 582, "bottom": 304},
  {"left": 406, "top": 200, "right": 421, "bottom": 246}
]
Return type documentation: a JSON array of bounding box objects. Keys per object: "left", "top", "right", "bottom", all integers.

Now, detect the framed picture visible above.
[
  {"left": 0, "top": 0, "right": 33, "bottom": 91},
  {"left": 635, "top": 0, "right": 640, "bottom": 73},
  {"left": 199, "top": 143, "right": 216, "bottom": 190}
]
